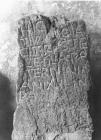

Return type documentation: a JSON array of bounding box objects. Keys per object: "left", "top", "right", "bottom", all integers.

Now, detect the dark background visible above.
[
  {"left": 88, "top": 32, "right": 101, "bottom": 140},
  {"left": 0, "top": 73, "right": 15, "bottom": 140}
]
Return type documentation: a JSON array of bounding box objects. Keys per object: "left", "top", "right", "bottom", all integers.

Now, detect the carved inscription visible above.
[{"left": 12, "top": 15, "right": 92, "bottom": 140}]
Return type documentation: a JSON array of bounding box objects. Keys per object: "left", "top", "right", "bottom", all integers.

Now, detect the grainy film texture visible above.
[{"left": 12, "top": 15, "right": 93, "bottom": 140}]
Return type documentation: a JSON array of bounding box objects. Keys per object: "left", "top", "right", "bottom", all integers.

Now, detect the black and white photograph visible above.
[{"left": 0, "top": 0, "right": 101, "bottom": 140}]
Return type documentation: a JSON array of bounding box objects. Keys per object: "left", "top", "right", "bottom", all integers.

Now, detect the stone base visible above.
[
  {"left": 12, "top": 129, "right": 92, "bottom": 140},
  {"left": 12, "top": 101, "right": 92, "bottom": 140}
]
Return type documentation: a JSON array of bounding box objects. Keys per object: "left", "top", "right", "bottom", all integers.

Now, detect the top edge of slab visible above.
[{"left": 18, "top": 14, "right": 87, "bottom": 33}]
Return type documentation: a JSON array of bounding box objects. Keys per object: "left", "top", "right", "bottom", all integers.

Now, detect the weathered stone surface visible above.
[{"left": 12, "top": 15, "right": 93, "bottom": 140}]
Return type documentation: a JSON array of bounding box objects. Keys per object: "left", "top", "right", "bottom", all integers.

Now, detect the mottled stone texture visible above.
[{"left": 12, "top": 15, "right": 93, "bottom": 140}]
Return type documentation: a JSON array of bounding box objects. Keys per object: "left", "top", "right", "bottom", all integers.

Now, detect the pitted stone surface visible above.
[{"left": 12, "top": 15, "right": 93, "bottom": 140}]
